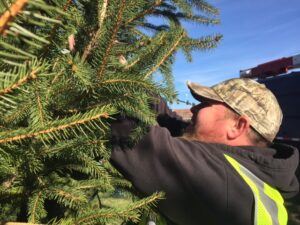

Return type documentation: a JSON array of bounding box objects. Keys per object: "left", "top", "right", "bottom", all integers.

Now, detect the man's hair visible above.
[
  {"left": 248, "top": 129, "right": 270, "bottom": 147},
  {"left": 225, "top": 108, "right": 269, "bottom": 147}
]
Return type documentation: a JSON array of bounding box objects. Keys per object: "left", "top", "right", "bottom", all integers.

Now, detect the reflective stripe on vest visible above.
[{"left": 224, "top": 154, "right": 287, "bottom": 225}]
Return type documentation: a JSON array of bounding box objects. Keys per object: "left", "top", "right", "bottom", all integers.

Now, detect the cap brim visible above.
[{"left": 187, "top": 81, "right": 223, "bottom": 102}]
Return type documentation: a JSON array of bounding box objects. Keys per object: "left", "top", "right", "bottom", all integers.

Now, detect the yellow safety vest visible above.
[{"left": 224, "top": 154, "right": 288, "bottom": 225}]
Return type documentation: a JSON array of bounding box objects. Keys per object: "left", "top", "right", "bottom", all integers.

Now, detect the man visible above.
[{"left": 110, "top": 78, "right": 299, "bottom": 225}]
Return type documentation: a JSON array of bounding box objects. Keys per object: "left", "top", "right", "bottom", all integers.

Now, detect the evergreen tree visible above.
[{"left": 0, "top": 0, "right": 221, "bottom": 224}]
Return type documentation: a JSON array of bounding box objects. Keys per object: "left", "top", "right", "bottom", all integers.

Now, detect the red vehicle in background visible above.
[{"left": 240, "top": 54, "right": 300, "bottom": 149}]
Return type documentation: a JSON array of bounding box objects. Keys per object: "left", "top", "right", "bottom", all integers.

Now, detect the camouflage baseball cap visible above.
[{"left": 187, "top": 78, "right": 283, "bottom": 142}]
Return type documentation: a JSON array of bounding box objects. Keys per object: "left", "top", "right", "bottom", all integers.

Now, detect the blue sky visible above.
[{"left": 170, "top": 0, "right": 300, "bottom": 109}]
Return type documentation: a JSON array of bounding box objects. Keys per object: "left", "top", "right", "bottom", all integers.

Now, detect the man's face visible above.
[{"left": 184, "top": 100, "right": 236, "bottom": 143}]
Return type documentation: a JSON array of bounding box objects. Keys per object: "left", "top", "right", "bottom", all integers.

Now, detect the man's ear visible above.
[{"left": 227, "top": 116, "right": 251, "bottom": 140}]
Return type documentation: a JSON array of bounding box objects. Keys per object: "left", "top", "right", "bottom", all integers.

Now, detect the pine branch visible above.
[
  {"left": 36, "top": 92, "right": 44, "bottom": 125},
  {"left": 0, "top": 68, "right": 38, "bottom": 96},
  {"left": 81, "top": 0, "right": 108, "bottom": 62},
  {"left": 77, "top": 154, "right": 111, "bottom": 179},
  {"left": 75, "top": 192, "right": 164, "bottom": 224},
  {"left": 76, "top": 209, "right": 139, "bottom": 225},
  {"left": 111, "top": 178, "right": 132, "bottom": 189},
  {"left": 43, "top": 138, "right": 107, "bottom": 158},
  {"left": 171, "top": 0, "right": 192, "bottom": 15},
  {"left": 140, "top": 23, "right": 169, "bottom": 32},
  {"left": 0, "top": 60, "right": 48, "bottom": 117},
  {"left": 0, "top": 39, "right": 36, "bottom": 58},
  {"left": 0, "top": 50, "right": 30, "bottom": 60},
  {"left": 46, "top": 187, "right": 88, "bottom": 209},
  {"left": 42, "top": 0, "right": 73, "bottom": 53},
  {"left": 75, "top": 179, "right": 113, "bottom": 192},
  {"left": 126, "top": 0, "right": 162, "bottom": 24},
  {"left": 188, "top": 0, "right": 219, "bottom": 15},
  {"left": 0, "top": 0, "right": 29, "bottom": 35},
  {"left": 98, "top": 0, "right": 109, "bottom": 26},
  {"left": 29, "top": 81, "right": 51, "bottom": 127},
  {"left": 144, "top": 30, "right": 185, "bottom": 79},
  {"left": 127, "top": 192, "right": 165, "bottom": 211},
  {"left": 181, "top": 34, "right": 223, "bottom": 48},
  {"left": 124, "top": 33, "right": 167, "bottom": 70},
  {"left": 158, "top": 56, "right": 176, "bottom": 98},
  {"left": 28, "top": 191, "right": 46, "bottom": 223},
  {"left": 81, "top": 30, "right": 97, "bottom": 63},
  {"left": 1, "top": 100, "right": 31, "bottom": 124},
  {"left": 99, "top": 79, "right": 154, "bottom": 89},
  {"left": 153, "top": 9, "right": 220, "bottom": 25},
  {"left": 100, "top": 159, "right": 124, "bottom": 177},
  {"left": 0, "top": 106, "right": 115, "bottom": 144},
  {"left": 30, "top": 191, "right": 41, "bottom": 223},
  {"left": 0, "top": 185, "right": 23, "bottom": 196},
  {"left": 11, "top": 22, "right": 49, "bottom": 43},
  {"left": 96, "top": 0, "right": 126, "bottom": 80}
]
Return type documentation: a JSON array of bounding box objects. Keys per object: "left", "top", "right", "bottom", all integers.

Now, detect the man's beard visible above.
[
  {"left": 182, "top": 124, "right": 200, "bottom": 141},
  {"left": 181, "top": 123, "right": 218, "bottom": 143}
]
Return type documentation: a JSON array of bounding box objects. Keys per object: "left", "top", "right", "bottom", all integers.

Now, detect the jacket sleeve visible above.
[
  {"left": 110, "top": 125, "right": 228, "bottom": 225},
  {"left": 150, "top": 95, "right": 190, "bottom": 136}
]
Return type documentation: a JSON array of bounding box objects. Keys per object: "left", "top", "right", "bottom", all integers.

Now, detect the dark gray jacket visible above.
[{"left": 110, "top": 108, "right": 299, "bottom": 225}]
